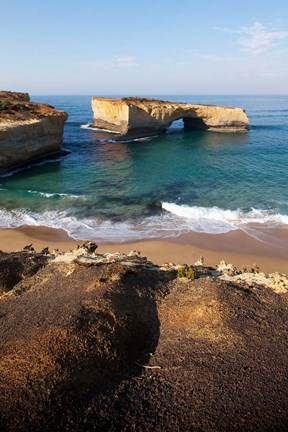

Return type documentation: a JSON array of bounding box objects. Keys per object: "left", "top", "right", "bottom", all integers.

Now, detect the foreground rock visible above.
[
  {"left": 91, "top": 97, "right": 249, "bottom": 138},
  {"left": 0, "top": 91, "right": 68, "bottom": 173},
  {"left": 0, "top": 244, "right": 287, "bottom": 431},
  {"left": 0, "top": 249, "right": 49, "bottom": 293}
]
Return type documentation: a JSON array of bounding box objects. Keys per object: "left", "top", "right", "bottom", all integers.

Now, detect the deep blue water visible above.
[{"left": 0, "top": 95, "right": 288, "bottom": 243}]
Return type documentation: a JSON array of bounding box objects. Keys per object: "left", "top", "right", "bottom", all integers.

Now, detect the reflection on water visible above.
[
  {"left": 96, "top": 139, "right": 132, "bottom": 164},
  {"left": 201, "top": 130, "right": 248, "bottom": 150}
]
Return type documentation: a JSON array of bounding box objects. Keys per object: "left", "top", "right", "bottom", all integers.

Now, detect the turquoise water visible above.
[{"left": 1, "top": 95, "right": 288, "bottom": 243}]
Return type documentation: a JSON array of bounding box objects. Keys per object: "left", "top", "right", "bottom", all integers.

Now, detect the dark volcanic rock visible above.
[{"left": 0, "top": 249, "right": 287, "bottom": 432}]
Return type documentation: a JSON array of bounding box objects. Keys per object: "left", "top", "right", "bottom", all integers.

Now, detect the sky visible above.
[{"left": 1, "top": 0, "right": 288, "bottom": 95}]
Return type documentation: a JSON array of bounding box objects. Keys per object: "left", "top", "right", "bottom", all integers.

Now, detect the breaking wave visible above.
[
  {"left": 0, "top": 201, "right": 288, "bottom": 245},
  {"left": 0, "top": 208, "right": 168, "bottom": 242},
  {"left": 162, "top": 202, "right": 288, "bottom": 232}
]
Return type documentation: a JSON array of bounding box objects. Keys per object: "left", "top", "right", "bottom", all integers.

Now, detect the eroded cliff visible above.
[
  {"left": 91, "top": 97, "right": 249, "bottom": 137},
  {"left": 0, "top": 243, "right": 287, "bottom": 431},
  {"left": 0, "top": 91, "right": 68, "bottom": 173}
]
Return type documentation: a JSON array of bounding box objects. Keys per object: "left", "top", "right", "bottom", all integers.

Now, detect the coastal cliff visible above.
[
  {"left": 91, "top": 97, "right": 249, "bottom": 137},
  {"left": 0, "top": 243, "right": 287, "bottom": 431},
  {"left": 0, "top": 91, "right": 68, "bottom": 173}
]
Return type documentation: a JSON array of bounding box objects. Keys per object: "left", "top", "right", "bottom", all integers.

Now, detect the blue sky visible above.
[{"left": 1, "top": 0, "right": 288, "bottom": 94}]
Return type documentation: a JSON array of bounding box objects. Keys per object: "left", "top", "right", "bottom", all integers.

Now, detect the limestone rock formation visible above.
[
  {"left": 0, "top": 91, "right": 30, "bottom": 102},
  {"left": 0, "top": 91, "right": 68, "bottom": 173},
  {"left": 0, "top": 244, "right": 287, "bottom": 431},
  {"left": 91, "top": 97, "right": 249, "bottom": 137}
]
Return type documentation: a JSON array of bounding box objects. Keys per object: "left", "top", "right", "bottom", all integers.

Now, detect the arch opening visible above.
[
  {"left": 167, "top": 116, "right": 208, "bottom": 133},
  {"left": 183, "top": 117, "right": 208, "bottom": 131}
]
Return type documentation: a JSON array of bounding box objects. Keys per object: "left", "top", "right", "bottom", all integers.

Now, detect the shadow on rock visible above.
[
  {"left": 0, "top": 260, "right": 166, "bottom": 432},
  {"left": 83, "top": 278, "right": 288, "bottom": 432},
  {"left": 0, "top": 250, "right": 49, "bottom": 293}
]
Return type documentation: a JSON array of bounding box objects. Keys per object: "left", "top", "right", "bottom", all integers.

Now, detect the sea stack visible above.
[
  {"left": 0, "top": 91, "right": 68, "bottom": 174},
  {"left": 91, "top": 97, "right": 249, "bottom": 138}
]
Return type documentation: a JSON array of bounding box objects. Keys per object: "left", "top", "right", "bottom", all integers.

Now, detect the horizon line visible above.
[{"left": 30, "top": 93, "right": 288, "bottom": 97}]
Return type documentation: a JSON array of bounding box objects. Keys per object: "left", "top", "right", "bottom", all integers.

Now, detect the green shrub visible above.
[
  {"left": 241, "top": 263, "right": 260, "bottom": 274},
  {"left": 177, "top": 265, "right": 197, "bottom": 281}
]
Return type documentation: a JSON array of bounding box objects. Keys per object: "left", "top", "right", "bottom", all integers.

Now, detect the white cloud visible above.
[
  {"left": 217, "top": 22, "right": 288, "bottom": 55},
  {"left": 83, "top": 55, "right": 139, "bottom": 69},
  {"left": 214, "top": 26, "right": 238, "bottom": 35},
  {"left": 198, "top": 54, "right": 239, "bottom": 62},
  {"left": 114, "top": 55, "right": 139, "bottom": 68},
  {"left": 86, "top": 59, "right": 112, "bottom": 69},
  {"left": 238, "top": 22, "right": 288, "bottom": 54}
]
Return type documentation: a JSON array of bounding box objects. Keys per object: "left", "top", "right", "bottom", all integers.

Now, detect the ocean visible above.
[{"left": 1, "top": 95, "right": 288, "bottom": 245}]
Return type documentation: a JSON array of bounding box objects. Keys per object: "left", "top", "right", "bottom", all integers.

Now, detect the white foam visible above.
[
  {"left": 80, "top": 123, "right": 92, "bottom": 129},
  {"left": 119, "top": 136, "right": 156, "bottom": 143},
  {"left": 0, "top": 207, "right": 186, "bottom": 242},
  {"left": 80, "top": 124, "right": 122, "bottom": 134},
  {"left": 26, "top": 190, "right": 86, "bottom": 199},
  {"left": 0, "top": 202, "right": 288, "bottom": 244},
  {"left": 80, "top": 124, "right": 157, "bottom": 142},
  {"left": 162, "top": 202, "right": 288, "bottom": 232},
  {"left": 0, "top": 209, "right": 153, "bottom": 241}
]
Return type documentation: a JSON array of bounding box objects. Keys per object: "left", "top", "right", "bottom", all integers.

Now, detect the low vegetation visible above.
[
  {"left": 177, "top": 265, "right": 197, "bottom": 280},
  {"left": 241, "top": 263, "right": 260, "bottom": 274}
]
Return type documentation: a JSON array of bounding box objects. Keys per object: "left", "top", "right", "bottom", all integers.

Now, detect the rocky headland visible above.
[
  {"left": 0, "top": 242, "right": 287, "bottom": 431},
  {"left": 0, "top": 91, "right": 68, "bottom": 173},
  {"left": 91, "top": 97, "right": 249, "bottom": 138}
]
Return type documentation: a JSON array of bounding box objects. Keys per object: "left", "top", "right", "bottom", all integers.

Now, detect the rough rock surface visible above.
[
  {"left": 0, "top": 244, "right": 287, "bottom": 431},
  {"left": 0, "top": 250, "right": 49, "bottom": 293},
  {"left": 91, "top": 97, "right": 249, "bottom": 137},
  {"left": 0, "top": 91, "right": 30, "bottom": 102},
  {"left": 0, "top": 91, "right": 68, "bottom": 173}
]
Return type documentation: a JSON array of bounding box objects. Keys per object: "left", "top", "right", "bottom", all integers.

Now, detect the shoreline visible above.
[{"left": 0, "top": 225, "right": 287, "bottom": 274}]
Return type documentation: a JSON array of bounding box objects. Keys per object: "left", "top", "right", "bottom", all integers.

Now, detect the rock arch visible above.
[{"left": 91, "top": 97, "right": 249, "bottom": 138}]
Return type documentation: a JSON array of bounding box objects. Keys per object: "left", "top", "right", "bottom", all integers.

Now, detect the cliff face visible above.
[
  {"left": 0, "top": 91, "right": 68, "bottom": 173},
  {"left": 92, "top": 97, "right": 249, "bottom": 136}
]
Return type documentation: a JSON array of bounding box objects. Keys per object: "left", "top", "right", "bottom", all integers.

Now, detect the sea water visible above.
[{"left": 0, "top": 95, "right": 288, "bottom": 244}]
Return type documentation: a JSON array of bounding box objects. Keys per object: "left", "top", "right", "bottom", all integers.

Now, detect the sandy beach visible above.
[{"left": 0, "top": 225, "right": 287, "bottom": 274}]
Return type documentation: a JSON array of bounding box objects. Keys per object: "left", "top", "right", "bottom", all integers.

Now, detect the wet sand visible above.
[{"left": 0, "top": 225, "right": 287, "bottom": 274}]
